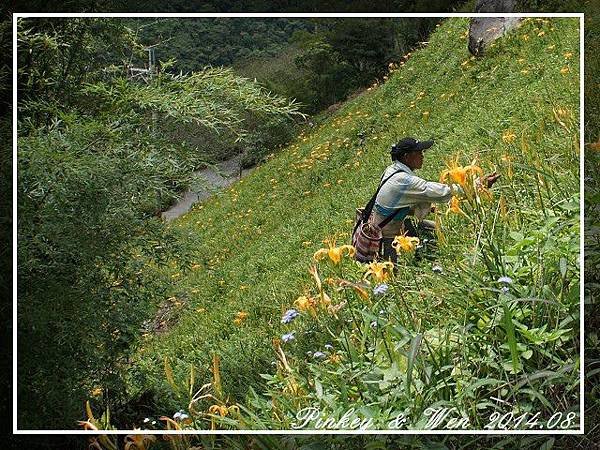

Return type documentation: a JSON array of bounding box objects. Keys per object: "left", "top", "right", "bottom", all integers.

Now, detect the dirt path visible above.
[{"left": 161, "top": 154, "right": 254, "bottom": 221}]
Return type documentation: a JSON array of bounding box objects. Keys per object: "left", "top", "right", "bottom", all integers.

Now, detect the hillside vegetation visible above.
[
  {"left": 129, "top": 18, "right": 311, "bottom": 70},
  {"left": 15, "top": 17, "right": 304, "bottom": 430},
  {"left": 101, "top": 17, "right": 579, "bottom": 430}
]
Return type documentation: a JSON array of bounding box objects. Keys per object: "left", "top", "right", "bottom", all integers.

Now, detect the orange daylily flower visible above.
[
  {"left": 364, "top": 261, "right": 394, "bottom": 283},
  {"left": 233, "top": 311, "right": 249, "bottom": 326},
  {"left": 208, "top": 404, "right": 229, "bottom": 417},
  {"left": 294, "top": 295, "right": 317, "bottom": 314},
  {"left": 392, "top": 233, "right": 420, "bottom": 253},
  {"left": 439, "top": 156, "right": 483, "bottom": 187},
  {"left": 502, "top": 130, "right": 516, "bottom": 144},
  {"left": 314, "top": 238, "right": 356, "bottom": 264},
  {"left": 446, "top": 196, "right": 468, "bottom": 217}
]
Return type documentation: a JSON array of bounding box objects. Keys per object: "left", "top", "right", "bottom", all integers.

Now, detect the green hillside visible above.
[{"left": 118, "top": 17, "right": 580, "bottom": 430}]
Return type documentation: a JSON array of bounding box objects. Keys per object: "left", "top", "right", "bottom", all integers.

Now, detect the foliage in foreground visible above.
[{"left": 17, "top": 18, "right": 302, "bottom": 429}]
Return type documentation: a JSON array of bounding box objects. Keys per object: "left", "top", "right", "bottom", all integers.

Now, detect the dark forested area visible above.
[
  {"left": 11, "top": 0, "right": 467, "bottom": 13},
  {"left": 126, "top": 17, "right": 454, "bottom": 114},
  {"left": 127, "top": 18, "right": 311, "bottom": 70}
]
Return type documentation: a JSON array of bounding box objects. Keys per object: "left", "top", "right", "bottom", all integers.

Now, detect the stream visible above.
[{"left": 161, "top": 153, "right": 254, "bottom": 221}]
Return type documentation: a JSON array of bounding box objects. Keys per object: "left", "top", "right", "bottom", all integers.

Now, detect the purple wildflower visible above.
[
  {"left": 282, "top": 332, "right": 295, "bottom": 343},
  {"left": 373, "top": 283, "right": 389, "bottom": 295},
  {"left": 281, "top": 309, "right": 299, "bottom": 324}
]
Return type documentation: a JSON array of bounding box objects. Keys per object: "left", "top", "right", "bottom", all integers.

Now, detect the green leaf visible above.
[
  {"left": 509, "top": 231, "right": 524, "bottom": 241},
  {"left": 559, "top": 257, "right": 567, "bottom": 277},
  {"left": 406, "top": 333, "right": 422, "bottom": 395},
  {"left": 315, "top": 378, "right": 323, "bottom": 400},
  {"left": 502, "top": 300, "right": 520, "bottom": 374}
]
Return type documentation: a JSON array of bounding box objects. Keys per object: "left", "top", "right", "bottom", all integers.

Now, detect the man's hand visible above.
[{"left": 482, "top": 172, "right": 501, "bottom": 188}]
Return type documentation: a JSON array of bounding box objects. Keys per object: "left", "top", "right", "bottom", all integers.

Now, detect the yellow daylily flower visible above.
[
  {"left": 446, "top": 196, "right": 468, "bottom": 217},
  {"left": 294, "top": 295, "right": 317, "bottom": 314},
  {"left": 313, "top": 238, "right": 356, "bottom": 264},
  {"left": 233, "top": 311, "right": 249, "bottom": 326},
  {"left": 439, "top": 156, "right": 483, "bottom": 187},
  {"left": 392, "top": 233, "right": 420, "bottom": 253},
  {"left": 328, "top": 353, "right": 343, "bottom": 364},
  {"left": 502, "top": 130, "right": 516, "bottom": 144},
  {"left": 208, "top": 404, "right": 229, "bottom": 417},
  {"left": 364, "top": 261, "right": 394, "bottom": 283}
]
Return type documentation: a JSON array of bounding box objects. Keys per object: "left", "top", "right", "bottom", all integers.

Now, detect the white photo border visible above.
[{"left": 12, "top": 11, "right": 585, "bottom": 435}]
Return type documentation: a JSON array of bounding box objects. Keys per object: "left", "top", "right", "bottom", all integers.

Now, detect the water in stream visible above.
[{"left": 161, "top": 154, "right": 254, "bottom": 221}]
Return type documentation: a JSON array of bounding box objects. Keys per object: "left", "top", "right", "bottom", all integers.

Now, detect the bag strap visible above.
[
  {"left": 360, "top": 168, "right": 406, "bottom": 222},
  {"left": 377, "top": 204, "right": 409, "bottom": 228}
]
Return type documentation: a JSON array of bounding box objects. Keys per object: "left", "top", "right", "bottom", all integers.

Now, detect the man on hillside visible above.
[{"left": 372, "top": 137, "right": 500, "bottom": 263}]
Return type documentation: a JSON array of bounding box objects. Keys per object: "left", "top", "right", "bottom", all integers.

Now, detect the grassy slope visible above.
[{"left": 126, "top": 17, "right": 580, "bottom": 419}]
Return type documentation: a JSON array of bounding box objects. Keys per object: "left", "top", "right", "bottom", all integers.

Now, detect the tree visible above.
[{"left": 16, "top": 17, "right": 302, "bottom": 429}]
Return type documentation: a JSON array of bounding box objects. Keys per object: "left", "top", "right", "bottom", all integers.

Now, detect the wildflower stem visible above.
[
  {"left": 342, "top": 330, "right": 355, "bottom": 368},
  {"left": 372, "top": 298, "right": 394, "bottom": 365},
  {"left": 343, "top": 289, "right": 363, "bottom": 340},
  {"left": 408, "top": 263, "right": 421, "bottom": 292},
  {"left": 534, "top": 171, "right": 548, "bottom": 219}
]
